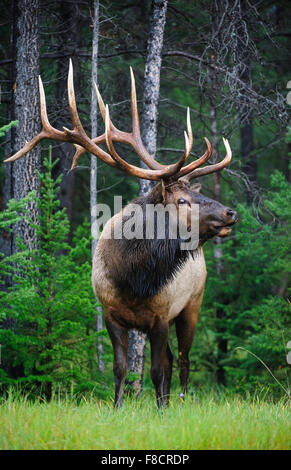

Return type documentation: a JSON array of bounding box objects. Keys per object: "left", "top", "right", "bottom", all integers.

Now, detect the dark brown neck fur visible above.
[{"left": 106, "top": 183, "right": 193, "bottom": 299}]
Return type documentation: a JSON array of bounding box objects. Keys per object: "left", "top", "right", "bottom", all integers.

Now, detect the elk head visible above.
[
  {"left": 5, "top": 60, "right": 237, "bottom": 243},
  {"left": 158, "top": 180, "right": 237, "bottom": 245}
]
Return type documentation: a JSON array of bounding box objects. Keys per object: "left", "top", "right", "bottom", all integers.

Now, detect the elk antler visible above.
[
  {"left": 5, "top": 59, "right": 232, "bottom": 182},
  {"left": 70, "top": 66, "right": 193, "bottom": 174},
  {"left": 4, "top": 76, "right": 71, "bottom": 163},
  {"left": 4, "top": 63, "right": 119, "bottom": 170},
  {"left": 178, "top": 137, "right": 232, "bottom": 183}
]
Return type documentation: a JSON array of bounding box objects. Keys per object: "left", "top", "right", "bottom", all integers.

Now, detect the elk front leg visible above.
[
  {"left": 105, "top": 313, "right": 128, "bottom": 408},
  {"left": 149, "top": 319, "right": 169, "bottom": 408},
  {"left": 175, "top": 291, "right": 204, "bottom": 398}
]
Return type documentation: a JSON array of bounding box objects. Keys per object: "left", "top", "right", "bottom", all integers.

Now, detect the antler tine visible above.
[
  {"left": 64, "top": 61, "right": 121, "bottom": 170},
  {"left": 70, "top": 73, "right": 146, "bottom": 171},
  {"left": 70, "top": 144, "right": 85, "bottom": 171},
  {"left": 94, "top": 81, "right": 106, "bottom": 122},
  {"left": 129, "top": 68, "right": 166, "bottom": 170},
  {"left": 105, "top": 105, "right": 191, "bottom": 181},
  {"left": 63, "top": 60, "right": 131, "bottom": 171},
  {"left": 104, "top": 105, "right": 160, "bottom": 180},
  {"left": 94, "top": 70, "right": 163, "bottom": 170},
  {"left": 179, "top": 137, "right": 232, "bottom": 183},
  {"left": 4, "top": 131, "right": 45, "bottom": 163},
  {"left": 168, "top": 107, "right": 194, "bottom": 174},
  {"left": 39, "top": 75, "right": 50, "bottom": 130},
  {"left": 39, "top": 75, "right": 67, "bottom": 141},
  {"left": 77, "top": 69, "right": 194, "bottom": 176},
  {"left": 128, "top": 76, "right": 195, "bottom": 176},
  {"left": 66, "top": 58, "right": 86, "bottom": 134},
  {"left": 68, "top": 81, "right": 108, "bottom": 169},
  {"left": 5, "top": 61, "right": 232, "bottom": 185},
  {"left": 93, "top": 73, "right": 163, "bottom": 171},
  {"left": 4, "top": 76, "right": 69, "bottom": 163},
  {"left": 129, "top": 66, "right": 140, "bottom": 136},
  {"left": 177, "top": 137, "right": 212, "bottom": 179},
  {"left": 186, "top": 107, "right": 193, "bottom": 151}
]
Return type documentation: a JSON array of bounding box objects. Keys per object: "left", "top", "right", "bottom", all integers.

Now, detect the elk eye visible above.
[{"left": 178, "top": 198, "right": 188, "bottom": 205}]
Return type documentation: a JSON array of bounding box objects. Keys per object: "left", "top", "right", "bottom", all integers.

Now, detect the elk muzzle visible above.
[{"left": 214, "top": 207, "right": 238, "bottom": 237}]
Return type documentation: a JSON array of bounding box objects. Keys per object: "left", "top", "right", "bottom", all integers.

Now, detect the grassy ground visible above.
[{"left": 0, "top": 391, "right": 290, "bottom": 450}]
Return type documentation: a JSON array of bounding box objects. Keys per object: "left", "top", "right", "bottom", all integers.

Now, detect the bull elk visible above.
[{"left": 5, "top": 60, "right": 238, "bottom": 407}]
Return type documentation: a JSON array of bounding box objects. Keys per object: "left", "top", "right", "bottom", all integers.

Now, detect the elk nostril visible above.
[{"left": 226, "top": 209, "right": 237, "bottom": 220}]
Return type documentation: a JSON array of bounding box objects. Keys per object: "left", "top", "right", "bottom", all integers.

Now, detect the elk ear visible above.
[
  {"left": 190, "top": 182, "right": 202, "bottom": 193},
  {"left": 161, "top": 180, "right": 167, "bottom": 202}
]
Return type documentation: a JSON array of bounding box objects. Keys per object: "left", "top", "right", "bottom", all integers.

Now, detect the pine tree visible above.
[
  {"left": 0, "top": 151, "right": 108, "bottom": 398},
  {"left": 187, "top": 169, "right": 291, "bottom": 396}
]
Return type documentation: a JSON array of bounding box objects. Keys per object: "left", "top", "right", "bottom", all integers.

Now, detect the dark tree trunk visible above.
[
  {"left": 213, "top": 146, "right": 227, "bottom": 387},
  {"left": 0, "top": 0, "right": 41, "bottom": 378},
  {"left": 238, "top": 1, "right": 257, "bottom": 203},
  {"left": 11, "top": 0, "right": 41, "bottom": 252},
  {"left": 1, "top": 1, "right": 18, "bottom": 260},
  {"left": 127, "top": 0, "right": 168, "bottom": 395},
  {"left": 53, "top": 2, "right": 81, "bottom": 225},
  {"left": 240, "top": 54, "right": 256, "bottom": 204},
  {"left": 209, "top": 1, "right": 227, "bottom": 387},
  {"left": 212, "top": 127, "right": 227, "bottom": 388},
  {"left": 241, "top": 115, "right": 256, "bottom": 204}
]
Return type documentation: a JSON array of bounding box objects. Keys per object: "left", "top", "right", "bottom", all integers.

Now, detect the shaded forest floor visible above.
[{"left": 0, "top": 391, "right": 290, "bottom": 450}]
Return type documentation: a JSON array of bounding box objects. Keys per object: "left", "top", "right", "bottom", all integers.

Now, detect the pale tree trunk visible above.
[
  {"left": 90, "top": 0, "right": 104, "bottom": 374},
  {"left": 128, "top": 0, "right": 168, "bottom": 395},
  {"left": 12, "top": 0, "right": 41, "bottom": 252}
]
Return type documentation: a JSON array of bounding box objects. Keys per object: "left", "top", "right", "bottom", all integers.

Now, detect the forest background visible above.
[{"left": 0, "top": 0, "right": 290, "bottom": 402}]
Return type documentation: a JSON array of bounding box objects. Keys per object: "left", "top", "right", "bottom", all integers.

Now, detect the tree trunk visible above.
[
  {"left": 209, "top": 1, "right": 227, "bottom": 386},
  {"left": 11, "top": 0, "right": 41, "bottom": 252},
  {"left": 211, "top": 105, "right": 227, "bottom": 387},
  {"left": 53, "top": 2, "right": 81, "bottom": 226},
  {"left": 241, "top": 115, "right": 256, "bottom": 204},
  {"left": 1, "top": 1, "right": 18, "bottom": 260},
  {"left": 238, "top": 1, "right": 257, "bottom": 203},
  {"left": 139, "top": 0, "right": 168, "bottom": 197},
  {"left": 240, "top": 52, "right": 256, "bottom": 204},
  {"left": 127, "top": 0, "right": 168, "bottom": 395},
  {"left": 90, "top": 0, "right": 104, "bottom": 374}
]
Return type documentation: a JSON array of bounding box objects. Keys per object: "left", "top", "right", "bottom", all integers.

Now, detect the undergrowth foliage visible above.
[{"left": 0, "top": 153, "right": 110, "bottom": 398}]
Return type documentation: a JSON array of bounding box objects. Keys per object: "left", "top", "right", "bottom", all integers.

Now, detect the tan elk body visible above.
[
  {"left": 5, "top": 61, "right": 237, "bottom": 407},
  {"left": 92, "top": 203, "right": 207, "bottom": 328}
]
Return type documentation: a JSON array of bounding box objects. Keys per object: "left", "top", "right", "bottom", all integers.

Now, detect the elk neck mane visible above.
[{"left": 105, "top": 183, "right": 199, "bottom": 299}]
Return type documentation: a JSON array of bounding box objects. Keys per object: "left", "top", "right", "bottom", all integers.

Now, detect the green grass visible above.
[{"left": 0, "top": 391, "right": 290, "bottom": 450}]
